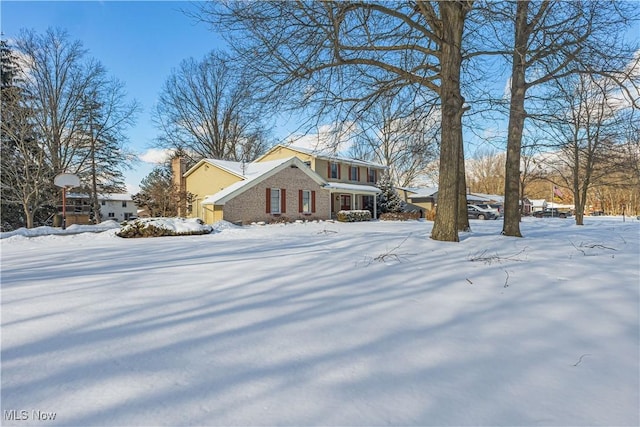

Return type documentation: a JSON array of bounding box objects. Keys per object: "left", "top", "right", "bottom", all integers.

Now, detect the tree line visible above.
[
  {"left": 3, "top": 2, "right": 639, "bottom": 240},
  {"left": 1, "top": 29, "right": 138, "bottom": 229},
  {"left": 193, "top": 0, "right": 638, "bottom": 241}
]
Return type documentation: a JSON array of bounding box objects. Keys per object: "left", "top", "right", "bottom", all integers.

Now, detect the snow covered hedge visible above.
[
  {"left": 117, "top": 218, "right": 213, "bottom": 238},
  {"left": 336, "top": 210, "right": 372, "bottom": 222},
  {"left": 379, "top": 211, "right": 420, "bottom": 221}
]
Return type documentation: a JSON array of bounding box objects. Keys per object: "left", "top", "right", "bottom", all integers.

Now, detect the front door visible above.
[{"left": 340, "top": 195, "right": 351, "bottom": 210}]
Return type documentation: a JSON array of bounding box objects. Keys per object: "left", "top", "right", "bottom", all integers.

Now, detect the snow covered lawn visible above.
[{"left": 2, "top": 217, "right": 638, "bottom": 426}]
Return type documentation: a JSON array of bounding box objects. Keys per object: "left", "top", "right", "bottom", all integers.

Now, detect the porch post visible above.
[{"left": 373, "top": 194, "right": 377, "bottom": 219}]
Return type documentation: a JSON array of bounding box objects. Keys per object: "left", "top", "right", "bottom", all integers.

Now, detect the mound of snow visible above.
[
  {"left": 0, "top": 220, "right": 121, "bottom": 239},
  {"left": 117, "top": 217, "right": 212, "bottom": 238}
]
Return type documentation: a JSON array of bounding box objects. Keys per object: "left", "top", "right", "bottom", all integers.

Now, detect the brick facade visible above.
[{"left": 223, "top": 166, "right": 330, "bottom": 224}]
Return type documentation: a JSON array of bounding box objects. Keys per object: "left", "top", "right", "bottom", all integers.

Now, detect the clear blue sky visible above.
[
  {"left": 2, "top": 1, "right": 639, "bottom": 193},
  {"left": 1, "top": 1, "right": 226, "bottom": 192}
]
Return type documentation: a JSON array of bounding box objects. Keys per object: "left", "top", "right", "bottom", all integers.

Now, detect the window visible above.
[
  {"left": 368, "top": 168, "right": 377, "bottom": 183},
  {"left": 331, "top": 162, "right": 339, "bottom": 179},
  {"left": 101, "top": 200, "right": 106, "bottom": 206},
  {"left": 266, "top": 188, "right": 286, "bottom": 214},
  {"left": 108, "top": 212, "right": 115, "bottom": 218},
  {"left": 327, "top": 162, "right": 341, "bottom": 179},
  {"left": 350, "top": 166, "right": 359, "bottom": 181},
  {"left": 299, "top": 190, "right": 315, "bottom": 214},
  {"left": 122, "top": 201, "right": 127, "bottom": 207},
  {"left": 124, "top": 212, "right": 134, "bottom": 220},
  {"left": 270, "top": 188, "right": 281, "bottom": 214}
]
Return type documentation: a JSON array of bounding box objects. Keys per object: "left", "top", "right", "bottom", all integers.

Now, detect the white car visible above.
[{"left": 475, "top": 203, "right": 502, "bottom": 219}]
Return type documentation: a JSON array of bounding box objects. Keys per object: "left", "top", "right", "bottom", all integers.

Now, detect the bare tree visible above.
[
  {"left": 199, "top": 1, "right": 473, "bottom": 242},
  {"left": 16, "top": 28, "right": 106, "bottom": 176},
  {"left": 349, "top": 93, "right": 440, "bottom": 188},
  {"left": 1, "top": 63, "right": 52, "bottom": 229},
  {"left": 476, "top": 0, "right": 639, "bottom": 236},
  {"left": 465, "top": 148, "right": 505, "bottom": 195},
  {"left": 76, "top": 81, "right": 138, "bottom": 224},
  {"left": 7, "top": 29, "right": 138, "bottom": 226},
  {"left": 154, "top": 50, "right": 273, "bottom": 163},
  {"left": 541, "top": 70, "right": 639, "bottom": 225}
]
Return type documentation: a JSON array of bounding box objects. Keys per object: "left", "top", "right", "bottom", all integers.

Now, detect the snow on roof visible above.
[
  {"left": 100, "top": 193, "right": 134, "bottom": 201},
  {"left": 273, "top": 144, "right": 387, "bottom": 169},
  {"left": 529, "top": 199, "right": 547, "bottom": 207},
  {"left": 66, "top": 193, "right": 133, "bottom": 201},
  {"left": 468, "top": 193, "right": 504, "bottom": 203},
  {"left": 400, "top": 187, "right": 438, "bottom": 198},
  {"left": 202, "top": 157, "right": 326, "bottom": 205},
  {"left": 324, "top": 182, "right": 381, "bottom": 194}
]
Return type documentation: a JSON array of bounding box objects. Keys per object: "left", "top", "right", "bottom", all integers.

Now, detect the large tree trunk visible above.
[
  {"left": 502, "top": 0, "right": 528, "bottom": 238},
  {"left": 431, "top": 1, "right": 468, "bottom": 242}
]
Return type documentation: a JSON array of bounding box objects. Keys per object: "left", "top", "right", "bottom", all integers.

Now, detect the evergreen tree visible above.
[
  {"left": 376, "top": 171, "right": 405, "bottom": 215},
  {"left": 132, "top": 164, "right": 178, "bottom": 218}
]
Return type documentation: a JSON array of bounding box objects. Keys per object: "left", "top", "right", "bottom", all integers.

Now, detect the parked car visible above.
[
  {"left": 467, "top": 204, "right": 497, "bottom": 220},
  {"left": 475, "top": 203, "right": 502, "bottom": 218},
  {"left": 533, "top": 208, "right": 572, "bottom": 218}
]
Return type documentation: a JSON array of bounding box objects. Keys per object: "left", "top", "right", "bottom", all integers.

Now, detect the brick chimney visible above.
[{"left": 172, "top": 157, "right": 187, "bottom": 217}]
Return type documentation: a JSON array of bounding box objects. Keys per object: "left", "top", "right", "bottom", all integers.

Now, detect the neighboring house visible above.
[
  {"left": 397, "top": 187, "right": 438, "bottom": 214},
  {"left": 100, "top": 193, "right": 138, "bottom": 221},
  {"left": 530, "top": 199, "right": 547, "bottom": 213},
  {"left": 181, "top": 144, "right": 386, "bottom": 225},
  {"left": 61, "top": 193, "right": 138, "bottom": 225},
  {"left": 520, "top": 197, "right": 533, "bottom": 215},
  {"left": 256, "top": 144, "right": 385, "bottom": 217}
]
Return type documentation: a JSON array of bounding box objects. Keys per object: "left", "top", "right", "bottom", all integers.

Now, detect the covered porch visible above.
[{"left": 325, "top": 182, "right": 381, "bottom": 219}]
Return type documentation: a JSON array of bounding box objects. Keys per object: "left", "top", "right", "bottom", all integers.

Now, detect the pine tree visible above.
[
  {"left": 132, "top": 164, "right": 178, "bottom": 218},
  {"left": 376, "top": 171, "right": 405, "bottom": 214}
]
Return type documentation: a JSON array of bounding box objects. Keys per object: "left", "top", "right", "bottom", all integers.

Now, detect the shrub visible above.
[
  {"left": 336, "top": 210, "right": 372, "bottom": 222},
  {"left": 425, "top": 209, "right": 437, "bottom": 221},
  {"left": 116, "top": 218, "right": 212, "bottom": 238},
  {"left": 379, "top": 211, "right": 420, "bottom": 221}
]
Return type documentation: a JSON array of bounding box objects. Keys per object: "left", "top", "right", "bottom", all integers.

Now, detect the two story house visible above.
[
  {"left": 256, "top": 144, "right": 385, "bottom": 218},
  {"left": 59, "top": 193, "right": 138, "bottom": 225},
  {"left": 180, "top": 144, "right": 386, "bottom": 225}
]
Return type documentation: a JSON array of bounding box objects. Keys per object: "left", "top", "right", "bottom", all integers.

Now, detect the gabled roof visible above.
[
  {"left": 467, "top": 193, "right": 504, "bottom": 203},
  {"left": 201, "top": 157, "right": 327, "bottom": 206},
  {"left": 257, "top": 144, "right": 387, "bottom": 169},
  {"left": 399, "top": 187, "right": 439, "bottom": 198},
  {"left": 184, "top": 158, "right": 248, "bottom": 179}
]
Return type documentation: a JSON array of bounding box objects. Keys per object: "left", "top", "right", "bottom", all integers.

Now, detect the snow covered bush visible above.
[
  {"left": 117, "top": 218, "right": 212, "bottom": 238},
  {"left": 337, "top": 210, "right": 372, "bottom": 222}
]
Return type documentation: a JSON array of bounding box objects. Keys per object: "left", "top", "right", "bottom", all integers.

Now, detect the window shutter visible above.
[
  {"left": 311, "top": 191, "right": 316, "bottom": 213},
  {"left": 281, "top": 189, "right": 286, "bottom": 213},
  {"left": 357, "top": 167, "right": 361, "bottom": 181},
  {"left": 338, "top": 164, "right": 341, "bottom": 179},
  {"left": 327, "top": 162, "right": 331, "bottom": 178},
  {"left": 266, "top": 188, "right": 271, "bottom": 213},
  {"left": 298, "top": 189, "right": 303, "bottom": 213}
]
